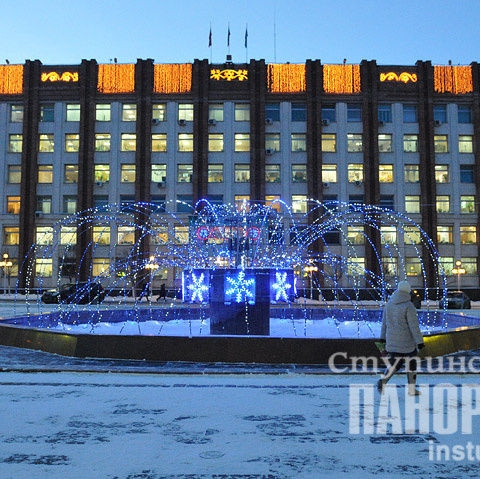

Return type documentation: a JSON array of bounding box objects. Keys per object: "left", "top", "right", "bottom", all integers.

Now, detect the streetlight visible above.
[
  {"left": 452, "top": 260, "right": 466, "bottom": 291},
  {"left": 0, "top": 253, "right": 13, "bottom": 295},
  {"left": 144, "top": 255, "right": 159, "bottom": 301},
  {"left": 304, "top": 264, "right": 318, "bottom": 300}
]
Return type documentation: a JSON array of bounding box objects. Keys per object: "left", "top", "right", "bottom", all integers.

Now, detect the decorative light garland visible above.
[
  {"left": 323, "top": 64, "right": 361, "bottom": 94},
  {"left": 154, "top": 64, "right": 192, "bottom": 93},
  {"left": 97, "top": 64, "right": 135, "bottom": 93},
  {"left": 267, "top": 64, "right": 306, "bottom": 93},
  {"left": 0, "top": 65, "right": 23, "bottom": 94},
  {"left": 41, "top": 71, "right": 78, "bottom": 83},
  {"left": 379, "top": 72, "right": 417, "bottom": 83},
  {"left": 434, "top": 66, "right": 472, "bottom": 94}
]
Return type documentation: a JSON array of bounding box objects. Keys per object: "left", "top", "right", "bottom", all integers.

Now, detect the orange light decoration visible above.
[
  {"left": 210, "top": 69, "right": 248, "bottom": 81},
  {"left": 323, "top": 64, "right": 361, "bottom": 94},
  {"left": 380, "top": 72, "right": 417, "bottom": 83},
  {"left": 41, "top": 71, "right": 78, "bottom": 82},
  {"left": 434, "top": 66, "right": 473, "bottom": 94},
  {"left": 267, "top": 64, "right": 306, "bottom": 93},
  {"left": 0, "top": 65, "right": 23, "bottom": 94},
  {"left": 97, "top": 64, "right": 135, "bottom": 93},
  {"left": 154, "top": 64, "right": 192, "bottom": 93}
]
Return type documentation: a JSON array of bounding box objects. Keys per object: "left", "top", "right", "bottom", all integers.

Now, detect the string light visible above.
[
  {"left": 154, "top": 64, "right": 192, "bottom": 93},
  {"left": 271, "top": 270, "right": 292, "bottom": 302},
  {"left": 323, "top": 64, "right": 361, "bottom": 94},
  {"left": 97, "top": 64, "right": 135, "bottom": 93},
  {"left": 267, "top": 64, "right": 306, "bottom": 93},
  {"left": 225, "top": 270, "right": 256, "bottom": 304},
  {"left": 186, "top": 271, "right": 209, "bottom": 303},
  {"left": 434, "top": 65, "right": 472, "bottom": 94},
  {"left": 0, "top": 65, "right": 23, "bottom": 94}
]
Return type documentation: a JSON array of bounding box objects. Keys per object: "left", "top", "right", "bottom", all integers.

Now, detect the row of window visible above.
[
  {"left": 6, "top": 132, "right": 475, "bottom": 154},
  {"left": 8, "top": 102, "right": 475, "bottom": 125}
]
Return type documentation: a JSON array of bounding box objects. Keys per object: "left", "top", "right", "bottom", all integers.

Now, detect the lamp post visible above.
[
  {"left": 0, "top": 253, "right": 12, "bottom": 295},
  {"left": 304, "top": 264, "right": 318, "bottom": 300},
  {"left": 452, "top": 260, "right": 466, "bottom": 291},
  {"left": 144, "top": 255, "right": 159, "bottom": 301}
]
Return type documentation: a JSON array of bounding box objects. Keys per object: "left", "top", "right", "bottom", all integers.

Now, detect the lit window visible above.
[
  {"left": 347, "top": 104, "right": 362, "bottom": 122},
  {"left": 234, "top": 133, "right": 250, "bottom": 152},
  {"left": 174, "top": 225, "right": 189, "bottom": 243},
  {"left": 291, "top": 103, "right": 306, "bottom": 122},
  {"left": 382, "top": 257, "right": 398, "bottom": 276},
  {"left": 347, "top": 258, "right": 365, "bottom": 277},
  {"left": 234, "top": 196, "right": 250, "bottom": 210},
  {"left": 379, "top": 164, "right": 394, "bottom": 183},
  {"left": 434, "top": 135, "right": 448, "bottom": 153},
  {"left": 380, "top": 226, "right": 397, "bottom": 244},
  {"left": 437, "top": 225, "right": 453, "bottom": 243},
  {"left": 95, "top": 133, "right": 111, "bottom": 152},
  {"left": 40, "top": 104, "right": 54, "bottom": 122},
  {"left": 36, "top": 227, "right": 54, "bottom": 245},
  {"left": 208, "top": 164, "right": 223, "bottom": 182},
  {"left": 209, "top": 103, "right": 224, "bottom": 122},
  {"left": 436, "top": 195, "right": 450, "bottom": 213},
  {"left": 93, "top": 226, "right": 110, "bottom": 245},
  {"left": 322, "top": 134, "right": 336, "bottom": 152},
  {"left": 60, "top": 226, "right": 77, "bottom": 245},
  {"left": 152, "top": 134, "right": 167, "bottom": 152},
  {"left": 459, "top": 135, "right": 473, "bottom": 153},
  {"left": 435, "top": 165, "right": 449, "bottom": 183},
  {"left": 405, "top": 196, "right": 420, "bottom": 214},
  {"left": 234, "top": 164, "right": 250, "bottom": 182},
  {"left": 234, "top": 103, "right": 250, "bottom": 121},
  {"left": 291, "top": 133, "right": 306, "bottom": 151},
  {"left": 63, "top": 196, "right": 77, "bottom": 214},
  {"left": 404, "top": 165, "right": 419, "bottom": 183},
  {"left": 403, "top": 105, "right": 417, "bottom": 123},
  {"left": 94, "top": 164, "right": 110, "bottom": 183},
  {"left": 291, "top": 195, "right": 307, "bottom": 213},
  {"left": 66, "top": 104, "right": 80, "bottom": 122},
  {"left": 265, "top": 195, "right": 281, "bottom": 212},
  {"left": 96, "top": 104, "right": 111, "bottom": 121},
  {"left": 460, "top": 226, "right": 476, "bottom": 244},
  {"left": 405, "top": 257, "right": 421, "bottom": 276},
  {"left": 121, "top": 164, "right": 135, "bottom": 182},
  {"left": 460, "top": 196, "right": 475, "bottom": 213},
  {"left": 121, "top": 133, "right": 136, "bottom": 152},
  {"left": 39, "top": 134, "right": 54, "bottom": 153},
  {"left": 348, "top": 164, "right": 363, "bottom": 182},
  {"left": 65, "top": 134, "right": 79, "bottom": 152},
  {"left": 177, "top": 164, "right": 193, "bottom": 182},
  {"left": 7, "top": 196, "right": 20, "bottom": 214},
  {"left": 37, "top": 196, "right": 52, "bottom": 214},
  {"left": 7, "top": 165, "right": 21, "bottom": 184},
  {"left": 35, "top": 258, "right": 52, "bottom": 277},
  {"left": 118, "top": 226, "right": 135, "bottom": 245},
  {"left": 152, "top": 164, "right": 167, "bottom": 183},
  {"left": 461, "top": 258, "right": 477, "bottom": 275},
  {"left": 178, "top": 133, "right": 193, "bottom": 152},
  {"left": 378, "top": 134, "right": 392, "bottom": 152},
  {"left": 10, "top": 105, "right": 23, "bottom": 123},
  {"left": 178, "top": 103, "right": 194, "bottom": 121},
  {"left": 152, "top": 103, "right": 167, "bottom": 122},
  {"left": 322, "top": 164, "right": 337, "bottom": 183},
  {"left": 266, "top": 164, "right": 281, "bottom": 183},
  {"left": 403, "top": 134, "right": 418, "bottom": 152},
  {"left": 347, "top": 226, "right": 365, "bottom": 245},
  {"left": 92, "top": 258, "right": 110, "bottom": 277},
  {"left": 265, "top": 133, "right": 280, "bottom": 152},
  {"left": 4, "top": 227, "right": 19, "bottom": 245},
  {"left": 378, "top": 104, "right": 392, "bottom": 123},
  {"left": 265, "top": 103, "right": 280, "bottom": 122},
  {"left": 292, "top": 164, "right": 307, "bottom": 183},
  {"left": 208, "top": 133, "right": 224, "bottom": 152},
  {"left": 122, "top": 104, "right": 137, "bottom": 121},
  {"left": 8, "top": 134, "right": 22, "bottom": 153},
  {"left": 347, "top": 134, "right": 362, "bottom": 152},
  {"left": 38, "top": 165, "right": 53, "bottom": 183},
  {"left": 64, "top": 164, "right": 78, "bottom": 183}
]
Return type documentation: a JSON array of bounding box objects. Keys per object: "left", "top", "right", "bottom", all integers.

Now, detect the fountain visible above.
[{"left": 0, "top": 199, "right": 479, "bottom": 364}]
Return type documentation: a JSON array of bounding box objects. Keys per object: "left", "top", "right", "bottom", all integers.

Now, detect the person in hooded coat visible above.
[{"left": 377, "top": 280, "right": 425, "bottom": 396}]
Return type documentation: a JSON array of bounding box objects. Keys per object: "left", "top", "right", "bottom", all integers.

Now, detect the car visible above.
[
  {"left": 41, "top": 282, "right": 106, "bottom": 305},
  {"left": 410, "top": 289, "right": 422, "bottom": 309},
  {"left": 439, "top": 290, "right": 471, "bottom": 310}
]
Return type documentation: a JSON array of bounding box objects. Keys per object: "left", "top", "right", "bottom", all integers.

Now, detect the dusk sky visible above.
[{"left": 2, "top": 0, "right": 479, "bottom": 66}]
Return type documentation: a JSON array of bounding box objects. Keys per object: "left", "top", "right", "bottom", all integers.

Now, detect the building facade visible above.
[{"left": 0, "top": 58, "right": 479, "bottom": 294}]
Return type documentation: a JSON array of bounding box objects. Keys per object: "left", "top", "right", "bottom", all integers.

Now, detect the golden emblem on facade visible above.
[
  {"left": 210, "top": 69, "right": 248, "bottom": 81},
  {"left": 380, "top": 72, "right": 417, "bottom": 83},
  {"left": 41, "top": 71, "right": 79, "bottom": 82}
]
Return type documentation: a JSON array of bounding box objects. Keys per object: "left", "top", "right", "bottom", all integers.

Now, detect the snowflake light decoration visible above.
[
  {"left": 271, "top": 271, "right": 292, "bottom": 302},
  {"left": 183, "top": 270, "right": 209, "bottom": 303},
  {"left": 224, "top": 270, "right": 256, "bottom": 304}
]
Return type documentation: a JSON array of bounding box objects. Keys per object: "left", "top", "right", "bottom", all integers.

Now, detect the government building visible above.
[{"left": 0, "top": 58, "right": 479, "bottom": 296}]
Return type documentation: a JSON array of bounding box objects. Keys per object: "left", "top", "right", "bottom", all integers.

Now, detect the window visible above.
[
  {"left": 7, "top": 196, "right": 20, "bottom": 214},
  {"left": 8, "top": 134, "right": 22, "bottom": 153},
  {"left": 436, "top": 195, "right": 450, "bottom": 213},
  {"left": 65, "top": 134, "right": 79, "bottom": 152},
  {"left": 152, "top": 134, "right": 167, "bottom": 152},
  {"left": 460, "top": 165, "right": 474, "bottom": 183},
  {"left": 234, "top": 103, "right": 250, "bottom": 121},
  {"left": 64, "top": 164, "right": 78, "bottom": 183},
  {"left": 38, "top": 165, "right": 53, "bottom": 183},
  {"left": 382, "top": 257, "right": 398, "bottom": 276},
  {"left": 209, "top": 103, "right": 224, "bottom": 122},
  {"left": 404, "top": 165, "right": 420, "bottom": 183},
  {"left": 122, "top": 104, "right": 137, "bottom": 121},
  {"left": 347, "top": 104, "right": 362, "bottom": 122},
  {"left": 174, "top": 224, "right": 189, "bottom": 242},
  {"left": 36, "top": 227, "right": 54, "bottom": 245},
  {"left": 40, "top": 104, "right": 54, "bottom": 122},
  {"left": 178, "top": 133, "right": 194, "bottom": 152},
  {"left": 291, "top": 133, "right": 306, "bottom": 151},
  {"left": 435, "top": 165, "right": 449, "bottom": 183},
  {"left": 348, "top": 164, "right": 363, "bottom": 182},
  {"left": 322, "top": 104, "right": 336, "bottom": 123},
  {"left": 96, "top": 104, "right": 111, "bottom": 121},
  {"left": 381, "top": 226, "right": 397, "bottom": 244},
  {"left": 292, "top": 164, "right": 307, "bottom": 183},
  {"left": 121, "top": 133, "right": 136, "bottom": 152},
  {"left": 176, "top": 197, "right": 193, "bottom": 214},
  {"left": 265, "top": 164, "right": 281, "bottom": 183},
  {"left": 265, "top": 195, "right": 281, "bottom": 212},
  {"left": 37, "top": 196, "right": 52, "bottom": 214},
  {"left": 434, "top": 135, "right": 448, "bottom": 153},
  {"left": 95, "top": 133, "right": 111, "bottom": 152},
  {"left": 234, "top": 164, "right": 250, "bottom": 183},
  {"left": 10, "top": 105, "right": 23, "bottom": 123},
  {"left": 208, "top": 133, "right": 224, "bottom": 152},
  {"left": 93, "top": 195, "right": 109, "bottom": 209},
  {"left": 347, "top": 226, "right": 364, "bottom": 244},
  {"left": 347, "top": 134, "right": 362, "bottom": 152},
  {"left": 63, "top": 196, "right": 77, "bottom": 214},
  {"left": 121, "top": 164, "right": 135, "bottom": 182},
  {"left": 405, "top": 257, "right": 421, "bottom": 276},
  {"left": 461, "top": 258, "right": 477, "bottom": 275},
  {"left": 322, "top": 134, "right": 336, "bottom": 152},
  {"left": 234, "top": 133, "right": 250, "bottom": 152},
  {"left": 265, "top": 133, "right": 280, "bottom": 152},
  {"left": 234, "top": 196, "right": 250, "bottom": 210},
  {"left": 434, "top": 105, "right": 447, "bottom": 124},
  {"left": 117, "top": 226, "right": 135, "bottom": 245},
  {"left": 66, "top": 104, "right": 80, "bottom": 122},
  {"left": 291, "top": 195, "right": 307, "bottom": 213},
  {"left": 322, "top": 164, "right": 337, "bottom": 183},
  {"left": 459, "top": 135, "right": 473, "bottom": 153},
  {"left": 151, "top": 164, "right": 167, "bottom": 183},
  {"left": 39, "top": 134, "right": 54, "bottom": 152},
  {"left": 177, "top": 164, "right": 193, "bottom": 182},
  {"left": 265, "top": 103, "right": 280, "bottom": 122},
  {"left": 4, "top": 227, "right": 19, "bottom": 245},
  {"left": 405, "top": 196, "right": 420, "bottom": 214},
  {"left": 208, "top": 164, "right": 223, "bottom": 182},
  {"left": 291, "top": 103, "right": 306, "bottom": 122},
  {"left": 35, "top": 258, "right": 52, "bottom": 277},
  {"left": 437, "top": 225, "right": 453, "bottom": 243},
  {"left": 93, "top": 226, "right": 110, "bottom": 245},
  {"left": 458, "top": 105, "right": 472, "bottom": 124},
  {"left": 404, "top": 226, "right": 421, "bottom": 244},
  {"left": 7, "top": 165, "right": 21, "bottom": 184},
  {"left": 403, "top": 105, "right": 417, "bottom": 123},
  {"left": 60, "top": 226, "right": 77, "bottom": 244},
  {"left": 178, "top": 103, "right": 194, "bottom": 121},
  {"left": 403, "top": 134, "right": 418, "bottom": 152},
  {"left": 380, "top": 195, "right": 394, "bottom": 209},
  {"left": 152, "top": 103, "right": 167, "bottom": 122},
  {"left": 92, "top": 258, "right": 110, "bottom": 277},
  {"left": 378, "top": 104, "right": 392, "bottom": 123},
  {"left": 94, "top": 164, "right": 110, "bottom": 183},
  {"left": 460, "top": 226, "right": 476, "bottom": 244},
  {"left": 378, "top": 134, "right": 392, "bottom": 152},
  {"left": 379, "top": 165, "right": 394, "bottom": 183},
  {"left": 460, "top": 196, "right": 475, "bottom": 213}
]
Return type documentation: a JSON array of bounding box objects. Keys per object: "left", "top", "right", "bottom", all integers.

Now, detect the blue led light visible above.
[
  {"left": 224, "top": 270, "right": 256, "bottom": 305},
  {"left": 271, "top": 271, "right": 292, "bottom": 302}
]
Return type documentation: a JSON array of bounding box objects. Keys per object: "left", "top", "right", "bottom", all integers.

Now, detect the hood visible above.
[{"left": 389, "top": 289, "right": 411, "bottom": 305}]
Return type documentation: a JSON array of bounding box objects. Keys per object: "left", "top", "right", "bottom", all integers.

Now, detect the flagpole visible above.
[
  {"left": 208, "top": 23, "right": 212, "bottom": 63},
  {"left": 245, "top": 23, "right": 248, "bottom": 63},
  {"left": 227, "top": 22, "right": 231, "bottom": 56}
]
